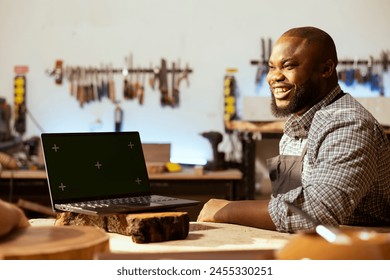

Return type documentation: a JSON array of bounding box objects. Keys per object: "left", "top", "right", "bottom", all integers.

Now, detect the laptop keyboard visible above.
[{"left": 65, "top": 195, "right": 178, "bottom": 209}]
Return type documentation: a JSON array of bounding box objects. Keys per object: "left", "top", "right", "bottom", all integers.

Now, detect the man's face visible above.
[{"left": 266, "top": 36, "right": 323, "bottom": 117}]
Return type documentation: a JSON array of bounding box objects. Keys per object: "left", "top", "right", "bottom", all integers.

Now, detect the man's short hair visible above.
[{"left": 282, "top": 26, "right": 338, "bottom": 66}]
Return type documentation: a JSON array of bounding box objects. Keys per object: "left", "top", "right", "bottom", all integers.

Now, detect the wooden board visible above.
[
  {"left": 225, "top": 120, "right": 285, "bottom": 133},
  {"left": 55, "top": 211, "right": 190, "bottom": 243},
  {"left": 0, "top": 226, "right": 109, "bottom": 260}
]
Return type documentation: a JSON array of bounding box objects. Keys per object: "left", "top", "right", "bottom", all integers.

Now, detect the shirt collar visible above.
[{"left": 284, "top": 85, "right": 342, "bottom": 138}]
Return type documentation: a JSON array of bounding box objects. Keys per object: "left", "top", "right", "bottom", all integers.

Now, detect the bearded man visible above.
[{"left": 197, "top": 26, "right": 390, "bottom": 232}]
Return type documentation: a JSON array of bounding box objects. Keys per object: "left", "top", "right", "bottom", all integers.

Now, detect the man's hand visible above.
[{"left": 197, "top": 198, "right": 231, "bottom": 223}]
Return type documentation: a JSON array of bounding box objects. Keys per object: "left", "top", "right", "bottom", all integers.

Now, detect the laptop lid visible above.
[{"left": 41, "top": 131, "right": 151, "bottom": 206}]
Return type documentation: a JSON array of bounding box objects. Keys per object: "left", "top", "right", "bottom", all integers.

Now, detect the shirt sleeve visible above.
[{"left": 269, "top": 115, "right": 380, "bottom": 232}]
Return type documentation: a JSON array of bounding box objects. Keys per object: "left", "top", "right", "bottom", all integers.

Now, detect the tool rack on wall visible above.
[{"left": 46, "top": 56, "right": 193, "bottom": 108}]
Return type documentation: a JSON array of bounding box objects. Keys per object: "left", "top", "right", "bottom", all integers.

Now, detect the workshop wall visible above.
[{"left": 1, "top": 0, "right": 389, "bottom": 165}]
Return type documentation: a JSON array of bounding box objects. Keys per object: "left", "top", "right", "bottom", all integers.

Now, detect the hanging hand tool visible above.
[
  {"left": 65, "top": 66, "right": 75, "bottom": 96},
  {"left": 381, "top": 50, "right": 389, "bottom": 72},
  {"left": 134, "top": 67, "right": 141, "bottom": 99},
  {"left": 103, "top": 66, "right": 110, "bottom": 99},
  {"left": 48, "top": 59, "right": 63, "bottom": 85},
  {"left": 77, "top": 67, "right": 86, "bottom": 107},
  {"left": 92, "top": 69, "right": 98, "bottom": 101},
  {"left": 123, "top": 53, "right": 135, "bottom": 99},
  {"left": 123, "top": 57, "right": 130, "bottom": 99},
  {"left": 365, "top": 56, "right": 374, "bottom": 84},
  {"left": 255, "top": 38, "right": 266, "bottom": 87},
  {"left": 170, "top": 61, "right": 177, "bottom": 107},
  {"left": 129, "top": 56, "right": 137, "bottom": 99},
  {"left": 159, "top": 59, "right": 169, "bottom": 106},
  {"left": 108, "top": 64, "right": 116, "bottom": 103},
  {"left": 176, "top": 63, "right": 190, "bottom": 89},
  {"left": 172, "top": 61, "right": 185, "bottom": 107},
  {"left": 268, "top": 38, "right": 272, "bottom": 60},
  {"left": 83, "top": 67, "right": 92, "bottom": 105},
  {"left": 255, "top": 38, "right": 272, "bottom": 91},
  {"left": 123, "top": 76, "right": 129, "bottom": 99},
  {"left": 98, "top": 66, "right": 106, "bottom": 101},
  {"left": 148, "top": 63, "right": 159, "bottom": 90},
  {"left": 84, "top": 67, "right": 94, "bottom": 104},
  {"left": 114, "top": 103, "right": 123, "bottom": 132},
  {"left": 97, "top": 68, "right": 104, "bottom": 101},
  {"left": 138, "top": 70, "right": 146, "bottom": 105}
]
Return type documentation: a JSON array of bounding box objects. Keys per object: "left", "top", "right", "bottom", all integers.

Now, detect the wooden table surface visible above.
[{"left": 29, "top": 219, "right": 292, "bottom": 259}]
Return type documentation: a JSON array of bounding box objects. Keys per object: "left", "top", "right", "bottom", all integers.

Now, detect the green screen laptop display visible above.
[{"left": 41, "top": 132, "right": 150, "bottom": 203}]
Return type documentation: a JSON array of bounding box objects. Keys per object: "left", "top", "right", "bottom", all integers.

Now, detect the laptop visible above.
[{"left": 41, "top": 131, "right": 200, "bottom": 216}]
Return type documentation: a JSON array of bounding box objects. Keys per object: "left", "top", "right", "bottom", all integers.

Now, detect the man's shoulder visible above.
[
  {"left": 307, "top": 93, "right": 387, "bottom": 141},
  {"left": 316, "top": 93, "right": 377, "bottom": 124}
]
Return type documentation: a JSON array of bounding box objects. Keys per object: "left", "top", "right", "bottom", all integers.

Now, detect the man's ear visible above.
[{"left": 322, "top": 59, "right": 335, "bottom": 78}]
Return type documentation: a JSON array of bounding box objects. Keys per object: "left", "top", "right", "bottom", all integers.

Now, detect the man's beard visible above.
[{"left": 270, "top": 81, "right": 317, "bottom": 118}]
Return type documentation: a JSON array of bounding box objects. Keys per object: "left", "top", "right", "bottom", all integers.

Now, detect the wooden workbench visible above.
[
  {"left": 5, "top": 219, "right": 390, "bottom": 260},
  {"left": 28, "top": 219, "right": 292, "bottom": 259}
]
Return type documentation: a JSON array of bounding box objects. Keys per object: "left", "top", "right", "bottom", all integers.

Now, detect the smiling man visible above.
[
  {"left": 197, "top": 26, "right": 390, "bottom": 232},
  {"left": 268, "top": 27, "right": 338, "bottom": 117}
]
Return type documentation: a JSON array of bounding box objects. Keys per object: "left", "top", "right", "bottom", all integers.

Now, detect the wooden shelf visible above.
[
  {"left": 225, "top": 120, "right": 285, "bottom": 133},
  {"left": 0, "top": 168, "right": 242, "bottom": 180}
]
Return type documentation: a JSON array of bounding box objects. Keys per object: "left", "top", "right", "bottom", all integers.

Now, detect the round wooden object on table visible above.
[
  {"left": 276, "top": 228, "right": 390, "bottom": 260},
  {"left": 0, "top": 226, "right": 109, "bottom": 260}
]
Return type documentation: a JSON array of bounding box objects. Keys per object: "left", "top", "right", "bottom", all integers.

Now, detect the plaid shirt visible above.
[{"left": 268, "top": 85, "right": 390, "bottom": 232}]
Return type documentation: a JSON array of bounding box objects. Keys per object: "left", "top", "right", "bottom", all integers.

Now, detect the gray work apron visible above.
[{"left": 266, "top": 145, "right": 307, "bottom": 196}]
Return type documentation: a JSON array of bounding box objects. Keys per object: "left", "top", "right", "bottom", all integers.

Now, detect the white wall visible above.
[{"left": 1, "top": 0, "right": 390, "bottom": 164}]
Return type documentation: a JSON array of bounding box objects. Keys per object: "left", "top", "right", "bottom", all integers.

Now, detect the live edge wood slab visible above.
[{"left": 55, "top": 211, "right": 190, "bottom": 243}]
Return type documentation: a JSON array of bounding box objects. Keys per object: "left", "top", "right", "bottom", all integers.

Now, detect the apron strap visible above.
[{"left": 300, "top": 143, "right": 308, "bottom": 160}]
